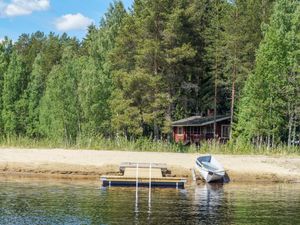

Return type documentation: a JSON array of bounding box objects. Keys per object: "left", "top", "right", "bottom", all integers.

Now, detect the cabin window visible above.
[
  {"left": 187, "top": 127, "right": 191, "bottom": 134},
  {"left": 178, "top": 127, "right": 183, "bottom": 135},
  {"left": 193, "top": 127, "right": 200, "bottom": 134},
  {"left": 221, "top": 125, "right": 230, "bottom": 138},
  {"left": 206, "top": 125, "right": 213, "bottom": 134},
  {"left": 200, "top": 127, "right": 206, "bottom": 134}
]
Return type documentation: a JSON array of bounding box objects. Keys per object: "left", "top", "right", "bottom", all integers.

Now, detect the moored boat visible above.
[{"left": 195, "top": 155, "right": 225, "bottom": 182}]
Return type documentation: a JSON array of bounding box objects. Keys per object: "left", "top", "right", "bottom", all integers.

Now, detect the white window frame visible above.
[{"left": 221, "top": 125, "right": 230, "bottom": 138}]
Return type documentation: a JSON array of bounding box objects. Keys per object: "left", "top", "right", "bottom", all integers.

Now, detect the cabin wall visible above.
[
  {"left": 173, "top": 120, "right": 231, "bottom": 144},
  {"left": 217, "top": 120, "right": 231, "bottom": 140},
  {"left": 216, "top": 123, "right": 222, "bottom": 138},
  {"left": 173, "top": 127, "right": 186, "bottom": 143}
]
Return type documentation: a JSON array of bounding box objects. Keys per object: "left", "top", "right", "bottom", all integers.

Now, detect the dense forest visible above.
[{"left": 0, "top": 0, "right": 299, "bottom": 149}]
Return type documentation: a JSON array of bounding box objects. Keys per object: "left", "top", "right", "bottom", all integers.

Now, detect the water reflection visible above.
[
  {"left": 191, "top": 183, "right": 231, "bottom": 225},
  {"left": 195, "top": 184, "right": 224, "bottom": 212},
  {"left": 0, "top": 178, "right": 299, "bottom": 225}
]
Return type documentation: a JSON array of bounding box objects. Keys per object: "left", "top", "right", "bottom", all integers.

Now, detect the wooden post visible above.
[
  {"left": 135, "top": 163, "right": 139, "bottom": 213},
  {"left": 148, "top": 163, "right": 152, "bottom": 214}
]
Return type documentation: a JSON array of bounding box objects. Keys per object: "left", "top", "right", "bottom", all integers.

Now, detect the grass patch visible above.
[{"left": 0, "top": 136, "right": 298, "bottom": 156}]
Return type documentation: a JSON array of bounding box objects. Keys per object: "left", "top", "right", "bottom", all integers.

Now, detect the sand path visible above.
[{"left": 0, "top": 148, "right": 299, "bottom": 182}]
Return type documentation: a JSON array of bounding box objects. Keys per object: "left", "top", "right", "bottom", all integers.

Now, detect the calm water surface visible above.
[{"left": 0, "top": 178, "right": 299, "bottom": 225}]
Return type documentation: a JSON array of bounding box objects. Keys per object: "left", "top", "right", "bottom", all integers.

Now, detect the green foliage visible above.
[
  {"left": 77, "top": 56, "right": 111, "bottom": 136},
  {"left": 82, "top": 1, "right": 127, "bottom": 136},
  {"left": 235, "top": 0, "right": 299, "bottom": 145},
  {"left": 39, "top": 47, "right": 80, "bottom": 143},
  {"left": 0, "top": 135, "right": 298, "bottom": 156},
  {"left": 2, "top": 52, "right": 26, "bottom": 135},
  {"left": 0, "top": 37, "right": 12, "bottom": 132},
  {"left": 0, "top": 0, "right": 298, "bottom": 153},
  {"left": 26, "top": 54, "right": 47, "bottom": 137},
  {"left": 111, "top": 0, "right": 210, "bottom": 138}
]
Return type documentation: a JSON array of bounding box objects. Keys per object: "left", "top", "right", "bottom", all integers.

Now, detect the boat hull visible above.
[
  {"left": 196, "top": 166, "right": 224, "bottom": 182},
  {"left": 195, "top": 155, "right": 225, "bottom": 183}
]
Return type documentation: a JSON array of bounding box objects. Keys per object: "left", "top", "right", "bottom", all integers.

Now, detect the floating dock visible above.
[{"left": 101, "top": 162, "right": 187, "bottom": 189}]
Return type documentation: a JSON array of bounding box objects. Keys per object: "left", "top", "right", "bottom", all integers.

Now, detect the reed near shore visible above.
[{"left": 0, "top": 136, "right": 299, "bottom": 156}]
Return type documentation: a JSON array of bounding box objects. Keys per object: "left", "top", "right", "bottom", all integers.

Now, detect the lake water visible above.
[{"left": 0, "top": 178, "right": 299, "bottom": 225}]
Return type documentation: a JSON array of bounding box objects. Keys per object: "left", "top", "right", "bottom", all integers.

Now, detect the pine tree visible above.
[
  {"left": 110, "top": 0, "right": 171, "bottom": 138},
  {"left": 204, "top": 0, "right": 228, "bottom": 137},
  {"left": 163, "top": 0, "right": 204, "bottom": 120},
  {"left": 236, "top": 0, "right": 275, "bottom": 71},
  {"left": 222, "top": 1, "right": 246, "bottom": 135},
  {"left": 111, "top": 0, "right": 209, "bottom": 138}
]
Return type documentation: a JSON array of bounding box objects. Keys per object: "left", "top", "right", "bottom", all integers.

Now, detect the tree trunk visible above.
[
  {"left": 292, "top": 117, "right": 297, "bottom": 147},
  {"left": 259, "top": 135, "right": 263, "bottom": 149},
  {"left": 166, "top": 103, "right": 172, "bottom": 142},
  {"left": 230, "top": 78, "right": 236, "bottom": 139},
  {"left": 272, "top": 130, "right": 275, "bottom": 148},
  {"left": 214, "top": 75, "right": 217, "bottom": 139},
  {"left": 230, "top": 1, "right": 239, "bottom": 140},
  {"left": 288, "top": 112, "right": 293, "bottom": 148},
  {"left": 213, "top": 0, "right": 219, "bottom": 140},
  {"left": 267, "top": 134, "right": 270, "bottom": 149},
  {"left": 154, "top": 123, "right": 159, "bottom": 140}
]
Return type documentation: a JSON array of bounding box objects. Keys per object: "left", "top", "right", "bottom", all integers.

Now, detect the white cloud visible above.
[
  {"left": 0, "top": 38, "right": 4, "bottom": 43},
  {"left": 55, "top": 13, "right": 93, "bottom": 32},
  {"left": 2, "top": 0, "right": 50, "bottom": 17}
]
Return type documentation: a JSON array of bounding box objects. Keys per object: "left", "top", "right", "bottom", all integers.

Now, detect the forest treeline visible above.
[{"left": 0, "top": 0, "right": 299, "bottom": 148}]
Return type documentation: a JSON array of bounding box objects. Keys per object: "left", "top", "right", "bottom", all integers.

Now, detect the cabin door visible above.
[{"left": 186, "top": 127, "right": 192, "bottom": 142}]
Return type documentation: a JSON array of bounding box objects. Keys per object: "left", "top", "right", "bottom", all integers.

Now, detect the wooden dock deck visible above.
[
  {"left": 101, "top": 162, "right": 187, "bottom": 189},
  {"left": 119, "top": 162, "right": 168, "bottom": 174}
]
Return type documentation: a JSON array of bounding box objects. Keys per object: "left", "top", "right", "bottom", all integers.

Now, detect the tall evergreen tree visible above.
[
  {"left": 111, "top": 0, "right": 211, "bottom": 138},
  {"left": 163, "top": 0, "right": 207, "bottom": 120},
  {"left": 204, "top": 0, "right": 228, "bottom": 137},
  {"left": 110, "top": 0, "right": 169, "bottom": 138}
]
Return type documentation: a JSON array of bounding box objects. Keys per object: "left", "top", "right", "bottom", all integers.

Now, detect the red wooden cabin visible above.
[{"left": 172, "top": 115, "right": 231, "bottom": 144}]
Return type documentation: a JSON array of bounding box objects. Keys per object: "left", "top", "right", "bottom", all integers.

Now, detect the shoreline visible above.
[{"left": 0, "top": 148, "right": 300, "bottom": 183}]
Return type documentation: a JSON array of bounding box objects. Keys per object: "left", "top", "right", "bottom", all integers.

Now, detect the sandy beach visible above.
[{"left": 0, "top": 148, "right": 299, "bottom": 183}]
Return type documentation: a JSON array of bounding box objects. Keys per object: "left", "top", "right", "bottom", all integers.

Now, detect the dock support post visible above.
[
  {"left": 136, "top": 163, "right": 139, "bottom": 192},
  {"left": 148, "top": 163, "right": 152, "bottom": 220},
  {"left": 135, "top": 163, "right": 139, "bottom": 213},
  {"left": 148, "top": 163, "right": 152, "bottom": 207},
  {"left": 192, "top": 168, "right": 196, "bottom": 181}
]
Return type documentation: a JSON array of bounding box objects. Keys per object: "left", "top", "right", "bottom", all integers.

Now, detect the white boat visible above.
[{"left": 195, "top": 155, "right": 225, "bottom": 182}]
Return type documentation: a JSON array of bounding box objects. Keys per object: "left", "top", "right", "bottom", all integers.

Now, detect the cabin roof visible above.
[{"left": 172, "top": 115, "right": 230, "bottom": 127}]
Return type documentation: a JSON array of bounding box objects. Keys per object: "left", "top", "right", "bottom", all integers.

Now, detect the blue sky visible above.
[{"left": 0, "top": 0, "right": 133, "bottom": 41}]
